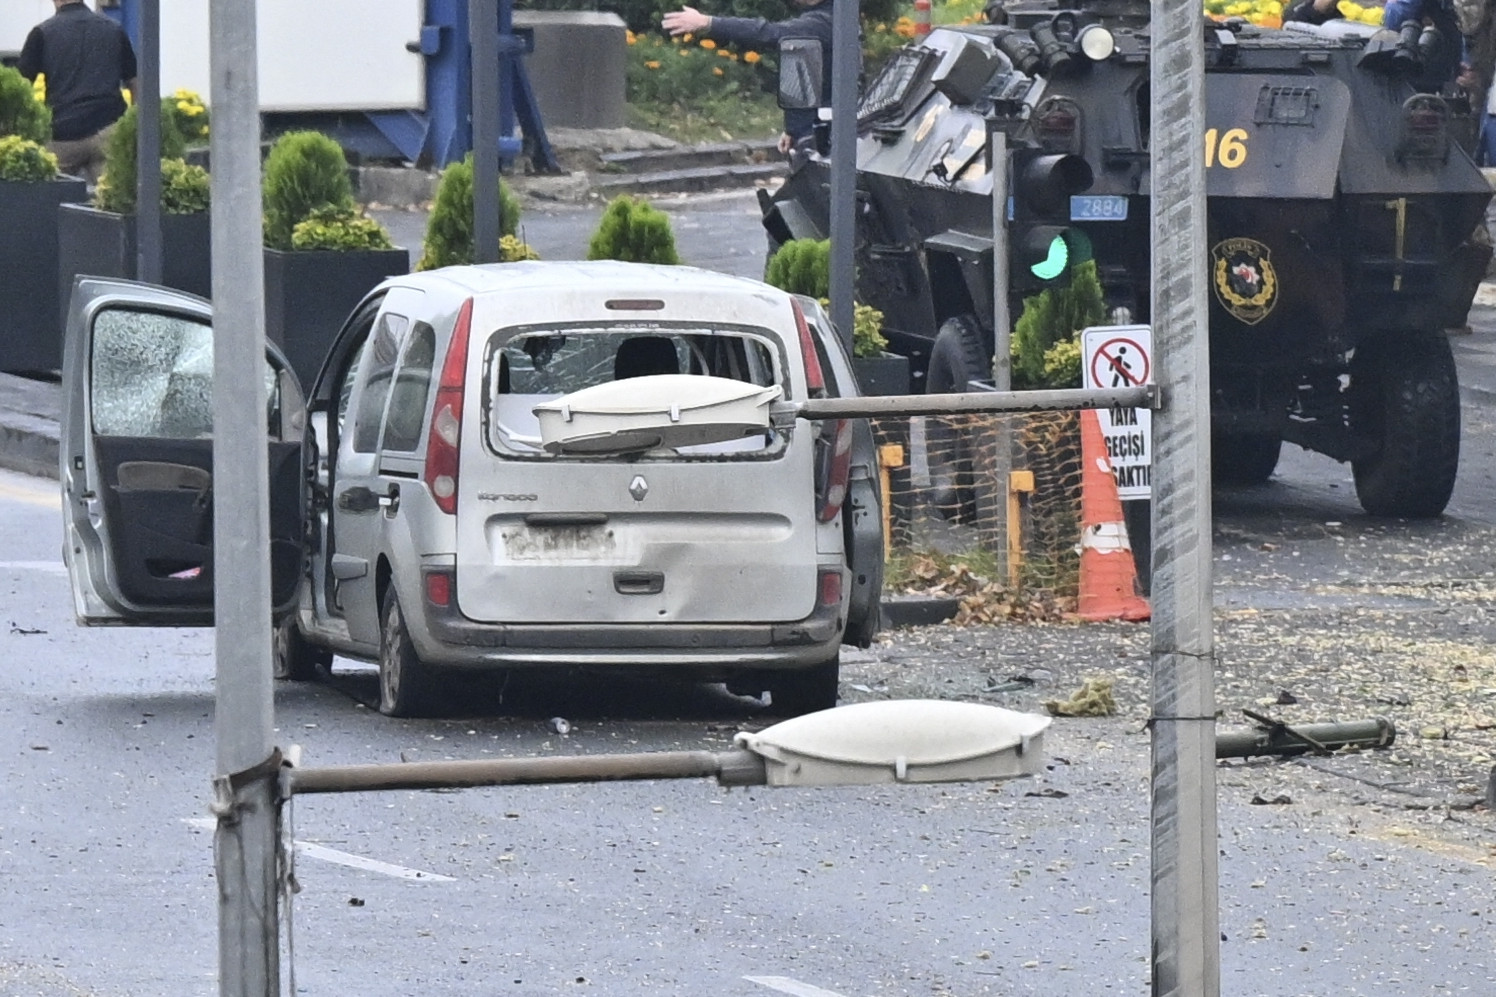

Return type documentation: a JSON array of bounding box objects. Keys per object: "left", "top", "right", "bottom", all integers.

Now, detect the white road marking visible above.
[
  {"left": 0, "top": 560, "right": 68, "bottom": 575},
  {"left": 183, "top": 817, "right": 455, "bottom": 882},
  {"left": 0, "top": 470, "right": 61, "bottom": 509},
  {"left": 744, "top": 977, "right": 848, "bottom": 997}
]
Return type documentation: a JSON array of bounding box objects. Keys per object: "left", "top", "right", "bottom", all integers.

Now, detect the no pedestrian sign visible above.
[{"left": 1081, "top": 325, "right": 1152, "bottom": 500}]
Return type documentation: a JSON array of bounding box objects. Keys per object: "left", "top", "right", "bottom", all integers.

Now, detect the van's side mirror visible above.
[{"left": 778, "top": 37, "right": 824, "bottom": 110}]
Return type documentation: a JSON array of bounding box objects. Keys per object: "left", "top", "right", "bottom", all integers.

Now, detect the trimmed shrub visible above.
[
  {"left": 0, "top": 65, "right": 50, "bottom": 144},
  {"left": 416, "top": 154, "right": 521, "bottom": 271},
  {"left": 1011, "top": 259, "right": 1105, "bottom": 388},
  {"left": 851, "top": 301, "right": 888, "bottom": 358},
  {"left": 586, "top": 195, "right": 680, "bottom": 265},
  {"left": 499, "top": 234, "right": 540, "bottom": 261},
  {"left": 160, "top": 157, "right": 210, "bottom": 214},
  {"left": 93, "top": 103, "right": 188, "bottom": 213},
  {"left": 0, "top": 134, "right": 58, "bottom": 182},
  {"left": 764, "top": 237, "right": 829, "bottom": 298},
  {"left": 262, "top": 131, "right": 357, "bottom": 250},
  {"left": 289, "top": 204, "right": 394, "bottom": 251}
]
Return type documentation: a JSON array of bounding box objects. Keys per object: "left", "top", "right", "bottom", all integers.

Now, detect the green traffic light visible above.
[{"left": 1030, "top": 233, "right": 1069, "bottom": 281}]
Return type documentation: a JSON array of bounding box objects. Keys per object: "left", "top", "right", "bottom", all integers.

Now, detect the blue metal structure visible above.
[{"left": 112, "top": 0, "right": 556, "bottom": 170}]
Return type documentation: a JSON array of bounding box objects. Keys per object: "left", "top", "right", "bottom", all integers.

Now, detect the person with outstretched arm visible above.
[{"left": 662, "top": 0, "right": 835, "bottom": 155}]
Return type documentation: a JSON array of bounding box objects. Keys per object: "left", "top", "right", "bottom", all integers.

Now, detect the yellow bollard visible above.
[
  {"left": 877, "top": 443, "right": 905, "bottom": 559},
  {"left": 1007, "top": 470, "right": 1034, "bottom": 589}
]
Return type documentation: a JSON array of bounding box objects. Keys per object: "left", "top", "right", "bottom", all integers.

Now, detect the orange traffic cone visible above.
[{"left": 1076, "top": 409, "right": 1150, "bottom": 622}]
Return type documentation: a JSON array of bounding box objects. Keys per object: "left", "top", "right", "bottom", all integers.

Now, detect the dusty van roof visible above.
[{"left": 398, "top": 261, "right": 787, "bottom": 301}]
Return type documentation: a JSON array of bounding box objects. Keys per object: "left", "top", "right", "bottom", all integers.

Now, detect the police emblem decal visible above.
[
  {"left": 1211, "top": 237, "right": 1278, "bottom": 325},
  {"left": 628, "top": 474, "right": 648, "bottom": 502}
]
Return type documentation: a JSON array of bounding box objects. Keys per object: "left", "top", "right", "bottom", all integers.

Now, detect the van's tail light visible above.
[
  {"left": 423, "top": 297, "right": 473, "bottom": 516},
  {"left": 818, "top": 568, "right": 844, "bottom": 607},
  {"left": 791, "top": 298, "right": 826, "bottom": 396},
  {"left": 424, "top": 568, "right": 453, "bottom": 608},
  {"left": 815, "top": 418, "right": 854, "bottom": 522}
]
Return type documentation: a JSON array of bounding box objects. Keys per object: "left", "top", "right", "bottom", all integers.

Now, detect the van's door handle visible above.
[
  {"left": 614, "top": 570, "right": 664, "bottom": 595},
  {"left": 338, "top": 485, "right": 398, "bottom": 514},
  {"left": 337, "top": 486, "right": 378, "bottom": 513}
]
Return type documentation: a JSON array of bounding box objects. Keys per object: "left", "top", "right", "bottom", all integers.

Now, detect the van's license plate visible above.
[
  {"left": 1070, "top": 195, "right": 1128, "bottom": 221},
  {"left": 503, "top": 525, "right": 616, "bottom": 560}
]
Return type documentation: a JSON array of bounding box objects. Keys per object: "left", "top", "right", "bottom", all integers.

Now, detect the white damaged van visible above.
[{"left": 61, "top": 263, "right": 883, "bottom": 717}]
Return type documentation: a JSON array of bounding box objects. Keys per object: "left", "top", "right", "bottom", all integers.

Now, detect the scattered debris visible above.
[
  {"left": 1044, "top": 677, "right": 1117, "bottom": 717},
  {"left": 548, "top": 717, "right": 572, "bottom": 735},
  {"left": 9, "top": 623, "right": 45, "bottom": 635},
  {"left": 1250, "top": 793, "right": 1294, "bottom": 806}
]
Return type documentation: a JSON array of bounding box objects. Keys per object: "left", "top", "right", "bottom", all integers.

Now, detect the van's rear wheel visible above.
[
  {"left": 763, "top": 655, "right": 840, "bottom": 717},
  {"left": 926, "top": 315, "right": 990, "bottom": 522},
  {"left": 273, "top": 614, "right": 331, "bottom": 682},
  {"left": 379, "top": 589, "right": 435, "bottom": 718},
  {"left": 1350, "top": 332, "right": 1460, "bottom": 518}
]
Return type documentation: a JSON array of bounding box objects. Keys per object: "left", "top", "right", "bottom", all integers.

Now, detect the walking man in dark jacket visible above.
[
  {"left": 18, "top": 0, "right": 138, "bottom": 184},
  {"left": 663, "top": 0, "right": 835, "bottom": 155}
]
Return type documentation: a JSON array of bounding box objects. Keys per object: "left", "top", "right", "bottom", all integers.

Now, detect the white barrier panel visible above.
[{"left": 3, "top": 1, "right": 426, "bottom": 112}]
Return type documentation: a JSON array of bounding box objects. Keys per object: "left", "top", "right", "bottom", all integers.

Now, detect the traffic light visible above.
[{"left": 1010, "top": 150, "right": 1094, "bottom": 289}]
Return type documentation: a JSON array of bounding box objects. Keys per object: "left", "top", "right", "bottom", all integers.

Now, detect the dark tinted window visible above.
[
  {"left": 381, "top": 322, "right": 436, "bottom": 453},
  {"left": 350, "top": 312, "right": 409, "bottom": 453}
]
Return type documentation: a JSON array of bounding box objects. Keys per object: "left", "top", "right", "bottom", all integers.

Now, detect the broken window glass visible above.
[{"left": 91, "top": 307, "right": 276, "bottom": 439}]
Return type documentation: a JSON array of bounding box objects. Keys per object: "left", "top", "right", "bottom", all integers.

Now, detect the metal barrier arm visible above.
[
  {"left": 790, "top": 385, "right": 1159, "bottom": 421},
  {"left": 284, "top": 749, "right": 769, "bottom": 796}
]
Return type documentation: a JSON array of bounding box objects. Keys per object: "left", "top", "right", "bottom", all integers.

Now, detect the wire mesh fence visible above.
[{"left": 872, "top": 411, "right": 1096, "bottom": 616}]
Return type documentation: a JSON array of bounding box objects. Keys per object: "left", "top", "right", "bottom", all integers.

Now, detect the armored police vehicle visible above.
[{"left": 761, "top": 7, "right": 1493, "bottom": 517}]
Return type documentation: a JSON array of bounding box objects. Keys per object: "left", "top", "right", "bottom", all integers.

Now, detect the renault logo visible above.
[{"left": 628, "top": 474, "right": 648, "bottom": 502}]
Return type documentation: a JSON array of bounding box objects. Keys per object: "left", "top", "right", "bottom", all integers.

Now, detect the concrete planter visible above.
[
  {"left": 57, "top": 203, "right": 213, "bottom": 322},
  {"left": 0, "top": 176, "right": 87, "bottom": 373},
  {"left": 852, "top": 352, "right": 911, "bottom": 397},
  {"left": 264, "top": 247, "right": 409, "bottom": 389}
]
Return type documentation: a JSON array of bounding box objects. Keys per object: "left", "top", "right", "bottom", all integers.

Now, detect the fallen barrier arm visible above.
[
  {"left": 283, "top": 749, "right": 769, "bottom": 796},
  {"left": 793, "top": 385, "right": 1160, "bottom": 421}
]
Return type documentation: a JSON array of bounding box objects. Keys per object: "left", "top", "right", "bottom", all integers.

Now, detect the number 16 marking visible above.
[{"left": 1204, "top": 127, "right": 1249, "bottom": 168}]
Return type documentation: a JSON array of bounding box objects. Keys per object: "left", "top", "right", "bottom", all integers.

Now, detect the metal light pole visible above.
[
  {"left": 827, "top": 0, "right": 859, "bottom": 351},
  {"left": 470, "top": 0, "right": 501, "bottom": 264},
  {"left": 990, "top": 131, "right": 1010, "bottom": 392},
  {"left": 135, "top": 0, "right": 161, "bottom": 284},
  {"left": 1148, "top": 0, "right": 1220, "bottom": 991},
  {"left": 208, "top": 1, "right": 281, "bottom": 995}
]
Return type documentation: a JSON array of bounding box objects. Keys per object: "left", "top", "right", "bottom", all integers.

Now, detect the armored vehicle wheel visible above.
[
  {"left": 1350, "top": 332, "right": 1460, "bottom": 519},
  {"left": 926, "top": 315, "right": 990, "bottom": 522},
  {"left": 273, "top": 614, "right": 331, "bottom": 682},
  {"left": 763, "top": 655, "right": 841, "bottom": 717},
  {"left": 1212, "top": 432, "right": 1281, "bottom": 486},
  {"left": 379, "top": 589, "right": 436, "bottom": 717}
]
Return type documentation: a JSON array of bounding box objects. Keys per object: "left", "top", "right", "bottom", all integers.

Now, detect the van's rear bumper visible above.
[
  {"left": 414, "top": 587, "right": 844, "bottom": 671},
  {"left": 415, "top": 586, "right": 849, "bottom": 670}
]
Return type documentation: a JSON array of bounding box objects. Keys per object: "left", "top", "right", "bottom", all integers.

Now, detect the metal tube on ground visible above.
[
  {"left": 1215, "top": 718, "right": 1396, "bottom": 759},
  {"left": 285, "top": 749, "right": 768, "bottom": 796}
]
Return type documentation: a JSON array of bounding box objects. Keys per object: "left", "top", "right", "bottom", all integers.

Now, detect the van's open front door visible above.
[{"left": 60, "top": 278, "right": 307, "bottom": 626}]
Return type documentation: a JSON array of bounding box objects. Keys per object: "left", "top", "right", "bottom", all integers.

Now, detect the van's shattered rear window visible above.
[{"left": 484, "top": 325, "right": 784, "bottom": 457}]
